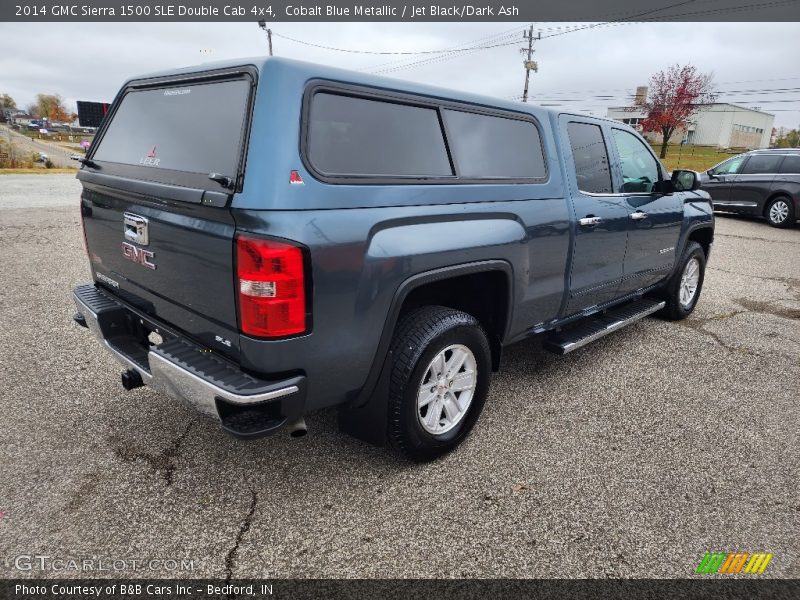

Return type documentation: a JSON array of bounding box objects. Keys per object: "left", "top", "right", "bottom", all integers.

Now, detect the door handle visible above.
[
  {"left": 578, "top": 216, "right": 603, "bottom": 227},
  {"left": 629, "top": 211, "right": 648, "bottom": 220}
]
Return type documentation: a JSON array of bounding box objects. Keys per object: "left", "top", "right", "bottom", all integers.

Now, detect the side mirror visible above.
[
  {"left": 672, "top": 169, "right": 702, "bottom": 192},
  {"left": 706, "top": 169, "right": 716, "bottom": 179}
]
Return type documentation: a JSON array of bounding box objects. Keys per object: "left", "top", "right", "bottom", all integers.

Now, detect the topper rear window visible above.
[{"left": 92, "top": 78, "right": 251, "bottom": 180}]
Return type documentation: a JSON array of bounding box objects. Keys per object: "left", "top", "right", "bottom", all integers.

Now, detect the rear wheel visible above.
[
  {"left": 765, "top": 196, "right": 795, "bottom": 228},
  {"left": 657, "top": 241, "right": 706, "bottom": 321},
  {"left": 387, "top": 306, "right": 491, "bottom": 462}
]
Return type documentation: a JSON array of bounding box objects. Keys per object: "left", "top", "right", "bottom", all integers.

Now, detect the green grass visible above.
[
  {"left": 0, "top": 167, "right": 78, "bottom": 174},
  {"left": 650, "top": 144, "right": 736, "bottom": 172}
]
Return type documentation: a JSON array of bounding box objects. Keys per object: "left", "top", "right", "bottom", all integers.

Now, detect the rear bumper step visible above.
[
  {"left": 73, "top": 283, "right": 306, "bottom": 438},
  {"left": 543, "top": 298, "right": 665, "bottom": 355}
]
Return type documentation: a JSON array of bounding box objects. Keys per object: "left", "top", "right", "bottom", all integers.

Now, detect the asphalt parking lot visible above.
[{"left": 1, "top": 174, "right": 798, "bottom": 579}]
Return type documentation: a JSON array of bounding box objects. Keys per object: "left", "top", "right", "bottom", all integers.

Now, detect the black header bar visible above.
[
  {"left": 4, "top": 0, "right": 800, "bottom": 22},
  {"left": 2, "top": 579, "right": 800, "bottom": 599}
]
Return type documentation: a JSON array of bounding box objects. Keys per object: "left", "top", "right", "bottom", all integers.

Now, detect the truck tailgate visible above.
[
  {"left": 80, "top": 175, "right": 240, "bottom": 358},
  {"left": 75, "top": 69, "right": 256, "bottom": 360}
]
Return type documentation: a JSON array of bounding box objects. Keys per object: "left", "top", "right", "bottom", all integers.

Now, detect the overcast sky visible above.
[{"left": 1, "top": 21, "right": 798, "bottom": 128}]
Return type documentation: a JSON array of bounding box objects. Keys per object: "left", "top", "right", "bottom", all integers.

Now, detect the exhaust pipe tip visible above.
[
  {"left": 121, "top": 369, "right": 144, "bottom": 391},
  {"left": 287, "top": 417, "right": 307, "bottom": 438}
]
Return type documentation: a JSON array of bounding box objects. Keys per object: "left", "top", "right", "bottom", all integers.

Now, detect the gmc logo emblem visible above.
[{"left": 122, "top": 241, "right": 156, "bottom": 270}]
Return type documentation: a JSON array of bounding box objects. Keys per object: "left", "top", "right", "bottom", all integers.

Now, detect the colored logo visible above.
[
  {"left": 696, "top": 552, "right": 773, "bottom": 574},
  {"left": 139, "top": 145, "right": 160, "bottom": 167},
  {"left": 122, "top": 241, "right": 156, "bottom": 270}
]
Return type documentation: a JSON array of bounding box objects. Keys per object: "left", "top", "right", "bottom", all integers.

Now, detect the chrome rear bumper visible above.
[{"left": 73, "top": 283, "right": 306, "bottom": 437}]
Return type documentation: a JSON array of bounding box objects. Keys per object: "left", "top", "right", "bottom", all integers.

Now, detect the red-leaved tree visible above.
[{"left": 636, "top": 64, "right": 715, "bottom": 158}]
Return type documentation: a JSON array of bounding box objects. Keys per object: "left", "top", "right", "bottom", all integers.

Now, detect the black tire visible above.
[
  {"left": 765, "top": 196, "right": 795, "bottom": 228},
  {"left": 387, "top": 306, "right": 491, "bottom": 462},
  {"left": 657, "top": 241, "right": 706, "bottom": 321}
]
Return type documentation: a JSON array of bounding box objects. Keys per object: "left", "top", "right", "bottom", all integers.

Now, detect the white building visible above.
[{"left": 606, "top": 102, "right": 775, "bottom": 150}]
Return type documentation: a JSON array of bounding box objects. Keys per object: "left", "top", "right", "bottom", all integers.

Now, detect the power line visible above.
[
  {"left": 367, "top": 27, "right": 528, "bottom": 74},
  {"left": 506, "top": 91, "right": 799, "bottom": 118},
  {"left": 370, "top": 38, "right": 519, "bottom": 75},
  {"left": 365, "top": 1, "right": 697, "bottom": 77},
  {"left": 370, "top": 44, "right": 515, "bottom": 75},
  {"left": 262, "top": 0, "right": 799, "bottom": 78},
  {"left": 538, "top": 0, "right": 701, "bottom": 40},
  {"left": 718, "top": 98, "right": 800, "bottom": 103},
  {"left": 271, "top": 28, "right": 523, "bottom": 56},
  {"left": 506, "top": 90, "right": 800, "bottom": 102},
  {"left": 539, "top": 0, "right": 800, "bottom": 40},
  {"left": 363, "top": 24, "right": 530, "bottom": 72},
  {"left": 370, "top": 0, "right": 797, "bottom": 78},
  {"left": 714, "top": 88, "right": 800, "bottom": 94},
  {"left": 526, "top": 87, "right": 800, "bottom": 99},
  {"left": 506, "top": 78, "right": 800, "bottom": 99},
  {"left": 518, "top": 95, "right": 800, "bottom": 103},
  {"left": 543, "top": 106, "right": 798, "bottom": 113},
  {"left": 715, "top": 76, "right": 800, "bottom": 85},
  {"left": 258, "top": 25, "right": 530, "bottom": 78},
  {"left": 268, "top": 2, "right": 798, "bottom": 79},
  {"left": 520, "top": 0, "right": 800, "bottom": 50},
  {"left": 502, "top": 86, "right": 800, "bottom": 108}
]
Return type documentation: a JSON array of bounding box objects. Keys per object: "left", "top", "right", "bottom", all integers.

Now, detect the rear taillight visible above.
[{"left": 236, "top": 235, "right": 307, "bottom": 338}]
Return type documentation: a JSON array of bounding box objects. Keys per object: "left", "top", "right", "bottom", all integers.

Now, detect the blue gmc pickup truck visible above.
[{"left": 72, "top": 57, "right": 713, "bottom": 461}]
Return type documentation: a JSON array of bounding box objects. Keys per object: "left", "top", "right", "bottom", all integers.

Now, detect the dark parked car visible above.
[
  {"left": 701, "top": 148, "right": 800, "bottom": 228},
  {"left": 72, "top": 57, "right": 713, "bottom": 461}
]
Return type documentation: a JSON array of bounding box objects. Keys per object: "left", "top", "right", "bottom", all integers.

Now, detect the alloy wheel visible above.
[
  {"left": 417, "top": 344, "right": 477, "bottom": 435},
  {"left": 679, "top": 257, "right": 701, "bottom": 308}
]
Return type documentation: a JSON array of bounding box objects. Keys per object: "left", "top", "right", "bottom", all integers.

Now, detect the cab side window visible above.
[
  {"left": 711, "top": 155, "right": 746, "bottom": 175},
  {"left": 778, "top": 155, "right": 800, "bottom": 174},
  {"left": 740, "top": 154, "right": 784, "bottom": 174},
  {"left": 611, "top": 129, "right": 659, "bottom": 194},
  {"left": 442, "top": 110, "right": 546, "bottom": 179},
  {"left": 307, "top": 93, "right": 453, "bottom": 177},
  {"left": 566, "top": 122, "right": 613, "bottom": 194}
]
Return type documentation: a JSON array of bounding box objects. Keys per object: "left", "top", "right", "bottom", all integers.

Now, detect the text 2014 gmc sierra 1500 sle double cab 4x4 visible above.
[{"left": 72, "top": 57, "right": 713, "bottom": 461}]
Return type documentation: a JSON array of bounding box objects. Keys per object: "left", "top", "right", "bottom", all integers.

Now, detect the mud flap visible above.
[{"left": 337, "top": 350, "right": 392, "bottom": 446}]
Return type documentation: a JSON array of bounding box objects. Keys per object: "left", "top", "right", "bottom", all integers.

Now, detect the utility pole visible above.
[
  {"left": 520, "top": 26, "right": 540, "bottom": 103},
  {"left": 257, "top": 21, "right": 273, "bottom": 56}
]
